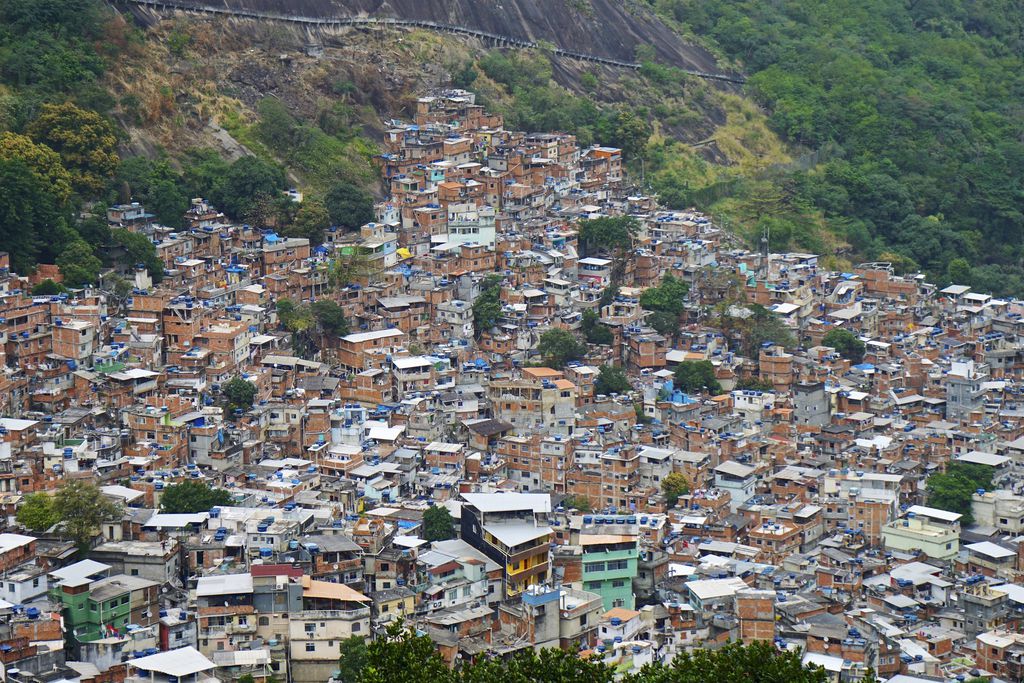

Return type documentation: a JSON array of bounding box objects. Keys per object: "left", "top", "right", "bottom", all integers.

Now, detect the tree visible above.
[
  {"left": 472, "top": 274, "right": 503, "bottom": 338},
  {"left": 640, "top": 274, "right": 689, "bottom": 315},
  {"left": 674, "top": 360, "right": 722, "bottom": 395},
  {"left": 946, "top": 257, "right": 973, "bottom": 285},
  {"left": 352, "top": 625, "right": 830, "bottom": 682},
  {"left": 52, "top": 480, "right": 121, "bottom": 552},
  {"left": 26, "top": 102, "right": 119, "bottom": 196},
  {"left": 217, "top": 156, "right": 286, "bottom": 219},
  {"left": 223, "top": 377, "right": 257, "bottom": 414},
  {"left": 560, "top": 495, "right": 591, "bottom": 513},
  {"left": 422, "top": 505, "right": 455, "bottom": 542},
  {"left": 32, "top": 279, "right": 66, "bottom": 295},
  {"left": 821, "top": 328, "right": 865, "bottom": 364},
  {"left": 736, "top": 377, "right": 776, "bottom": 392},
  {"left": 461, "top": 646, "right": 615, "bottom": 683},
  {"left": 328, "top": 248, "right": 374, "bottom": 288},
  {"left": 927, "top": 462, "right": 992, "bottom": 526},
  {"left": 325, "top": 181, "right": 374, "bottom": 231},
  {"left": 111, "top": 229, "right": 164, "bottom": 283},
  {"left": 577, "top": 216, "right": 637, "bottom": 256},
  {"left": 288, "top": 199, "right": 331, "bottom": 245},
  {"left": 0, "top": 158, "right": 68, "bottom": 273},
  {"left": 160, "top": 481, "right": 234, "bottom": 514},
  {"left": 311, "top": 299, "right": 350, "bottom": 337},
  {"left": 662, "top": 472, "right": 690, "bottom": 508},
  {"left": 627, "top": 639, "right": 828, "bottom": 683},
  {"left": 595, "top": 365, "right": 632, "bottom": 396},
  {"left": 277, "top": 299, "right": 317, "bottom": 358},
  {"left": 337, "top": 636, "right": 368, "bottom": 682},
  {"left": 729, "top": 304, "right": 796, "bottom": 358},
  {"left": 57, "top": 240, "right": 102, "bottom": 288},
  {"left": 536, "top": 328, "right": 587, "bottom": 368},
  {"left": 16, "top": 492, "right": 59, "bottom": 532},
  {"left": 0, "top": 132, "right": 72, "bottom": 204},
  {"left": 359, "top": 620, "right": 453, "bottom": 683},
  {"left": 581, "top": 309, "right": 613, "bottom": 345},
  {"left": 647, "top": 310, "right": 678, "bottom": 338},
  {"left": 612, "top": 109, "right": 652, "bottom": 162}
]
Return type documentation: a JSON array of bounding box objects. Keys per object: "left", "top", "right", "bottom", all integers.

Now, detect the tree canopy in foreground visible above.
[{"left": 341, "top": 622, "right": 860, "bottom": 683}]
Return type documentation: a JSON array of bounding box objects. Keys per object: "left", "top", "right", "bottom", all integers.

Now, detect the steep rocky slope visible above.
[{"left": 153, "top": 0, "right": 721, "bottom": 70}]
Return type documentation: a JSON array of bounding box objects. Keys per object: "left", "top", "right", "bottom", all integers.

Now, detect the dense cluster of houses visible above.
[{"left": 0, "top": 89, "right": 1022, "bottom": 683}]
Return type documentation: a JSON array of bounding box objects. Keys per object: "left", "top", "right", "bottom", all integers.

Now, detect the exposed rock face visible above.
[{"left": 160, "top": 0, "right": 721, "bottom": 71}]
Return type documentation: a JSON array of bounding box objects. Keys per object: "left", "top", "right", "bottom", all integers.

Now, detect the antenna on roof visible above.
[{"left": 760, "top": 223, "right": 770, "bottom": 278}]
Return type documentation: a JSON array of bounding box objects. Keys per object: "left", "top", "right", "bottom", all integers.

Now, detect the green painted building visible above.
[
  {"left": 58, "top": 574, "right": 158, "bottom": 657},
  {"left": 580, "top": 535, "right": 638, "bottom": 611}
]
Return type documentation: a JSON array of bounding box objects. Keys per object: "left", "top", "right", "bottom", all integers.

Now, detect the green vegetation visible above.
[
  {"left": 325, "top": 181, "right": 375, "bottom": 231},
  {"left": 26, "top": 102, "right": 119, "bottom": 196},
  {"left": 594, "top": 365, "right": 632, "bottom": 396},
  {"left": 821, "top": 328, "right": 865, "bottom": 364},
  {"left": 222, "top": 377, "right": 258, "bottom": 415},
  {"left": 52, "top": 480, "right": 122, "bottom": 553},
  {"left": 110, "top": 229, "right": 165, "bottom": 284},
  {"left": 16, "top": 492, "right": 59, "bottom": 532},
  {"left": 472, "top": 275, "right": 504, "bottom": 337},
  {"left": 577, "top": 216, "right": 638, "bottom": 257},
  {"left": 735, "top": 377, "right": 776, "bottom": 392},
  {"left": 581, "top": 309, "right": 613, "bottom": 345},
  {"left": 160, "top": 481, "right": 235, "bottom": 514},
  {"left": 346, "top": 621, "right": 839, "bottom": 682},
  {"left": 674, "top": 360, "right": 722, "bottom": 395},
  {"left": 647, "top": 0, "right": 1024, "bottom": 293},
  {"left": 639, "top": 274, "right": 689, "bottom": 315},
  {"left": 251, "top": 97, "right": 376, "bottom": 192},
  {"left": 287, "top": 199, "right": 332, "bottom": 245},
  {"left": 661, "top": 472, "right": 690, "bottom": 508},
  {"left": 560, "top": 495, "right": 592, "bottom": 512},
  {"left": 57, "top": 240, "right": 102, "bottom": 288},
  {"left": 275, "top": 298, "right": 351, "bottom": 358},
  {"left": 536, "top": 328, "right": 587, "bottom": 368},
  {"left": 476, "top": 52, "right": 651, "bottom": 156},
  {"left": 422, "top": 505, "right": 456, "bottom": 542},
  {"left": 927, "top": 462, "right": 992, "bottom": 525},
  {"left": 338, "top": 636, "right": 369, "bottom": 683},
  {"left": 32, "top": 279, "right": 66, "bottom": 296},
  {"left": 717, "top": 304, "right": 796, "bottom": 358}
]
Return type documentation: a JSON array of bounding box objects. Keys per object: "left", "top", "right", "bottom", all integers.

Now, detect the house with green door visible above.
[{"left": 58, "top": 574, "right": 159, "bottom": 658}]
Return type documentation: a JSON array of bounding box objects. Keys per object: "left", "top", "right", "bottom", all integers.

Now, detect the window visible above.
[
  {"left": 612, "top": 579, "right": 625, "bottom": 588},
  {"left": 606, "top": 560, "right": 628, "bottom": 571},
  {"left": 305, "top": 643, "right": 316, "bottom": 652},
  {"left": 130, "top": 569, "right": 139, "bottom": 576},
  {"left": 32, "top": 578, "right": 39, "bottom": 588},
  {"left": 584, "top": 562, "right": 605, "bottom": 573},
  {"left": 352, "top": 622, "right": 361, "bottom": 632},
  {"left": 259, "top": 617, "right": 269, "bottom": 626},
  {"left": 305, "top": 623, "right": 316, "bottom": 634}
]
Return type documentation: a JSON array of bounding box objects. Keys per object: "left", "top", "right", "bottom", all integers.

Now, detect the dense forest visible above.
[{"left": 646, "top": 0, "right": 1024, "bottom": 293}]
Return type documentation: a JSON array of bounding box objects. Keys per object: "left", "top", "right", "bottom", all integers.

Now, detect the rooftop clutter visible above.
[{"left": 0, "top": 88, "right": 1020, "bottom": 683}]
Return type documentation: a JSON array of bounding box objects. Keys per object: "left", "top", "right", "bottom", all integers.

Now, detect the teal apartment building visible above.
[{"left": 581, "top": 534, "right": 638, "bottom": 611}]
